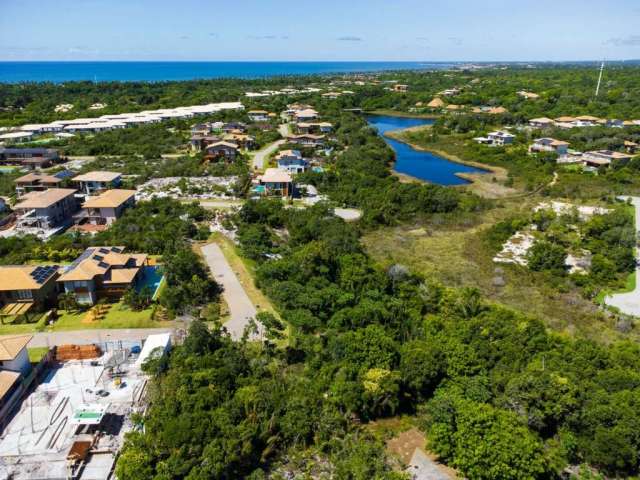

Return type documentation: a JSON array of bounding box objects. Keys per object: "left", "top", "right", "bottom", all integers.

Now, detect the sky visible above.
[{"left": 1, "top": 0, "right": 640, "bottom": 62}]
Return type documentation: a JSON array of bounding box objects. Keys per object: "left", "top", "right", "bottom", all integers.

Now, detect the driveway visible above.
[
  {"left": 605, "top": 196, "right": 640, "bottom": 316},
  {"left": 200, "top": 243, "right": 262, "bottom": 340},
  {"left": 251, "top": 124, "right": 290, "bottom": 171},
  {"left": 29, "top": 328, "right": 173, "bottom": 348}
]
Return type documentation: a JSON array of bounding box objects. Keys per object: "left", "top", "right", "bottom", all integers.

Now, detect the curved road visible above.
[{"left": 252, "top": 124, "right": 289, "bottom": 171}]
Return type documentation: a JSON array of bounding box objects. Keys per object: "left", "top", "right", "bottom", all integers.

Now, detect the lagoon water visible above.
[
  {"left": 0, "top": 61, "right": 453, "bottom": 83},
  {"left": 366, "top": 115, "right": 486, "bottom": 186}
]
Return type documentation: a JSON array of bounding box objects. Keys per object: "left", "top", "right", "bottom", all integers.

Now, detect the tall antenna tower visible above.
[{"left": 595, "top": 60, "right": 605, "bottom": 97}]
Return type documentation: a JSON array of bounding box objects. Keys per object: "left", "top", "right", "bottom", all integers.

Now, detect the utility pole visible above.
[{"left": 595, "top": 60, "right": 605, "bottom": 97}]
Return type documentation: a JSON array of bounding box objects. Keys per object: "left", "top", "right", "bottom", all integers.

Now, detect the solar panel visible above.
[
  {"left": 92, "top": 255, "right": 104, "bottom": 261},
  {"left": 98, "top": 261, "right": 109, "bottom": 269},
  {"left": 99, "top": 248, "right": 110, "bottom": 254}
]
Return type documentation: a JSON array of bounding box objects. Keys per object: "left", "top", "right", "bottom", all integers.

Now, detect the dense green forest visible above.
[{"left": 4, "top": 66, "right": 640, "bottom": 478}]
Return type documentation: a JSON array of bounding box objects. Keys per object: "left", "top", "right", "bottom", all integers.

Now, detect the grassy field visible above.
[{"left": 362, "top": 199, "right": 631, "bottom": 343}]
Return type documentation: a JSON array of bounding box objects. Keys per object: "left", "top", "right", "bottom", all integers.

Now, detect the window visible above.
[{"left": 15, "top": 290, "right": 33, "bottom": 300}]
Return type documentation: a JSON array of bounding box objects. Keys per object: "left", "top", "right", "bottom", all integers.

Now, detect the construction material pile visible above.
[{"left": 55, "top": 344, "right": 102, "bottom": 361}]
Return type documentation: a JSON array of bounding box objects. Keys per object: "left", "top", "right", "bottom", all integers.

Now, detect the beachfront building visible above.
[
  {"left": 14, "top": 172, "right": 63, "bottom": 196},
  {"left": 72, "top": 171, "right": 122, "bottom": 195},
  {"left": 254, "top": 168, "right": 293, "bottom": 197},
  {"left": 204, "top": 141, "right": 239, "bottom": 162},
  {"left": 0, "top": 266, "right": 60, "bottom": 316},
  {"left": 13, "top": 189, "right": 79, "bottom": 235},
  {"left": 0, "top": 148, "right": 59, "bottom": 169},
  {"left": 77, "top": 189, "right": 136, "bottom": 229},
  {"left": 276, "top": 150, "right": 308, "bottom": 174},
  {"left": 529, "top": 138, "right": 570, "bottom": 155},
  {"left": 58, "top": 246, "right": 149, "bottom": 305}
]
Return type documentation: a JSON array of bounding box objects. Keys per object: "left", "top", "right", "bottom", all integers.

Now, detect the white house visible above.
[
  {"left": 487, "top": 131, "right": 515, "bottom": 146},
  {"left": 0, "top": 334, "right": 33, "bottom": 376}
]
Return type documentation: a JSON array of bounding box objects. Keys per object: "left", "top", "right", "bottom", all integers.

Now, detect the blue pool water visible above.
[
  {"left": 137, "top": 266, "right": 164, "bottom": 298},
  {"left": 366, "top": 115, "right": 487, "bottom": 186},
  {"left": 0, "top": 61, "right": 454, "bottom": 83}
]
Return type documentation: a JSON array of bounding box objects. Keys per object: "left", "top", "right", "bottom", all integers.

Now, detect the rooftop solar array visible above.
[
  {"left": 29, "top": 265, "right": 59, "bottom": 284},
  {"left": 54, "top": 170, "right": 75, "bottom": 179}
]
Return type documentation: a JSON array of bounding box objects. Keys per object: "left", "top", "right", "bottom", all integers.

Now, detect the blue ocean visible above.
[{"left": 0, "top": 61, "right": 453, "bottom": 83}]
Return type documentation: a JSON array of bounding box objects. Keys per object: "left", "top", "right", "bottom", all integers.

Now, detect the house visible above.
[
  {"left": 276, "top": 150, "right": 307, "bottom": 174},
  {"left": 529, "top": 138, "right": 570, "bottom": 155},
  {"left": 517, "top": 91, "right": 540, "bottom": 100},
  {"left": 255, "top": 168, "right": 293, "bottom": 197},
  {"left": 190, "top": 134, "right": 221, "bottom": 151},
  {"left": 322, "top": 92, "right": 342, "bottom": 99},
  {"left": 582, "top": 150, "right": 634, "bottom": 168},
  {"left": 78, "top": 189, "right": 136, "bottom": 228},
  {"left": 529, "top": 118, "right": 555, "bottom": 129},
  {"left": 13, "top": 189, "right": 79, "bottom": 233},
  {"left": 72, "top": 171, "right": 122, "bottom": 195},
  {"left": 440, "top": 88, "right": 460, "bottom": 96},
  {"left": 190, "top": 123, "right": 211, "bottom": 136},
  {"left": 554, "top": 116, "right": 575, "bottom": 124},
  {"left": 427, "top": 98, "right": 445, "bottom": 109},
  {"left": 14, "top": 172, "right": 63, "bottom": 196},
  {"left": 487, "top": 131, "right": 516, "bottom": 146},
  {"left": 574, "top": 115, "right": 601, "bottom": 127},
  {"left": 0, "top": 266, "right": 60, "bottom": 316},
  {"left": 0, "top": 132, "right": 34, "bottom": 143},
  {"left": 624, "top": 140, "right": 638, "bottom": 154},
  {"left": 601, "top": 119, "right": 624, "bottom": 128},
  {"left": 221, "top": 122, "right": 247, "bottom": 133},
  {"left": 223, "top": 133, "right": 255, "bottom": 149},
  {"left": 0, "top": 334, "right": 33, "bottom": 376},
  {"left": 0, "top": 148, "right": 59, "bottom": 169},
  {"left": 295, "top": 122, "right": 333, "bottom": 134},
  {"left": 393, "top": 84, "right": 408, "bottom": 92},
  {"left": 204, "top": 141, "right": 238, "bottom": 161},
  {"left": 247, "top": 110, "right": 271, "bottom": 122},
  {"left": 487, "top": 106, "right": 508, "bottom": 115},
  {"left": 287, "top": 134, "right": 326, "bottom": 147},
  {"left": 58, "top": 246, "right": 149, "bottom": 305},
  {"left": 294, "top": 109, "right": 319, "bottom": 122}
]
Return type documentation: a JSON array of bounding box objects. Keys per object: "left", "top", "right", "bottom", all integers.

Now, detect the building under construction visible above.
[{"left": 0, "top": 333, "right": 171, "bottom": 479}]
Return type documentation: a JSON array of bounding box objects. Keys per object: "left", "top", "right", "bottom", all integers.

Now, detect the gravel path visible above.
[{"left": 201, "top": 243, "right": 262, "bottom": 340}]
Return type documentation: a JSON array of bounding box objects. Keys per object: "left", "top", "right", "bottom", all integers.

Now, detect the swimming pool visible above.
[{"left": 137, "top": 265, "right": 164, "bottom": 298}]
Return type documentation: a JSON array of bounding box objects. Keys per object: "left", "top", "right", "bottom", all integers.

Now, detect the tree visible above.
[{"left": 527, "top": 240, "right": 567, "bottom": 273}]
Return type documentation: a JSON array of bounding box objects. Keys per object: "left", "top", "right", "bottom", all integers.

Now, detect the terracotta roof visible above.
[
  {"left": 530, "top": 117, "right": 554, "bottom": 123},
  {"left": 14, "top": 173, "right": 62, "bottom": 184},
  {"left": 13, "top": 188, "right": 77, "bottom": 210},
  {"left": 554, "top": 116, "right": 576, "bottom": 122},
  {"left": 259, "top": 168, "right": 292, "bottom": 183},
  {"left": 0, "top": 334, "right": 33, "bottom": 361},
  {"left": 0, "top": 370, "right": 21, "bottom": 400},
  {"left": 82, "top": 189, "right": 136, "bottom": 209},
  {"left": 72, "top": 171, "right": 121, "bottom": 183},
  {"left": 0, "top": 265, "right": 59, "bottom": 291}
]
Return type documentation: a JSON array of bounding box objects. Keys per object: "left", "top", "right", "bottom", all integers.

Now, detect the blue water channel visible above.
[{"left": 366, "top": 115, "right": 487, "bottom": 185}]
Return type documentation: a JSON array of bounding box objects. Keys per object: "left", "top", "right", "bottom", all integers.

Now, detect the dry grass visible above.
[{"left": 362, "top": 200, "right": 631, "bottom": 343}]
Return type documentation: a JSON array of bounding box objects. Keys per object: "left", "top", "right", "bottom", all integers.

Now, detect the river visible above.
[{"left": 366, "top": 115, "right": 486, "bottom": 185}]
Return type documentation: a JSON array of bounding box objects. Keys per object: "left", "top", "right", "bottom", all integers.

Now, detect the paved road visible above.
[
  {"left": 201, "top": 243, "right": 262, "bottom": 340},
  {"left": 251, "top": 124, "right": 290, "bottom": 171},
  {"left": 606, "top": 196, "right": 640, "bottom": 316},
  {"left": 29, "top": 328, "right": 173, "bottom": 348}
]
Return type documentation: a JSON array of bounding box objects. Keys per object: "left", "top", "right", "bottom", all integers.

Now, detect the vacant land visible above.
[{"left": 363, "top": 200, "right": 628, "bottom": 343}]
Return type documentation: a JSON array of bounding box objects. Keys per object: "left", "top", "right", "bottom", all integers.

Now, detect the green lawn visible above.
[
  {"left": 27, "top": 346, "right": 50, "bottom": 363},
  {"left": 52, "top": 301, "right": 168, "bottom": 330}
]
